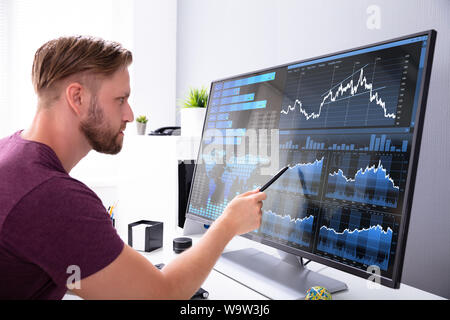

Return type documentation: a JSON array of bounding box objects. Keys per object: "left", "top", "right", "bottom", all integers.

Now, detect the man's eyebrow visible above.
[{"left": 117, "top": 92, "right": 130, "bottom": 98}]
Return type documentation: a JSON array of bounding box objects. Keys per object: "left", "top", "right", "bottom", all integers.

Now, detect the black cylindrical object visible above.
[{"left": 173, "top": 237, "right": 192, "bottom": 254}]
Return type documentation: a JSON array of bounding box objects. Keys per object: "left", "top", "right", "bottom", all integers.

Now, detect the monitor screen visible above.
[{"left": 185, "top": 30, "right": 436, "bottom": 288}]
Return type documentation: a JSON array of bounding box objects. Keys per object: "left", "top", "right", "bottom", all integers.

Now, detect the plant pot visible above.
[
  {"left": 181, "top": 107, "right": 206, "bottom": 137},
  {"left": 136, "top": 122, "right": 147, "bottom": 135}
]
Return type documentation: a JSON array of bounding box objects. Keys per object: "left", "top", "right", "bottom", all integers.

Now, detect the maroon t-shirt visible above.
[{"left": 0, "top": 131, "right": 124, "bottom": 299}]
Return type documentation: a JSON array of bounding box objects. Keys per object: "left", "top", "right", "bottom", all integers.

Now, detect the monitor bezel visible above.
[{"left": 185, "top": 29, "right": 437, "bottom": 289}]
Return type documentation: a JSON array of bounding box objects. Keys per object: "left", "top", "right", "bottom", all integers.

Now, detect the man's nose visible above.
[{"left": 123, "top": 102, "right": 134, "bottom": 123}]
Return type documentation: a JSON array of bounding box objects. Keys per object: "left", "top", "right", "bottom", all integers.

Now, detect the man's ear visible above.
[{"left": 65, "top": 82, "right": 86, "bottom": 116}]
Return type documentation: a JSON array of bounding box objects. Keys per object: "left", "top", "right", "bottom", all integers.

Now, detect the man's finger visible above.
[
  {"left": 249, "top": 191, "right": 267, "bottom": 202},
  {"left": 238, "top": 188, "right": 260, "bottom": 198}
]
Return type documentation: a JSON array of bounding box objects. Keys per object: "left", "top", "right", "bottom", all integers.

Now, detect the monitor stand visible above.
[{"left": 214, "top": 247, "right": 348, "bottom": 300}]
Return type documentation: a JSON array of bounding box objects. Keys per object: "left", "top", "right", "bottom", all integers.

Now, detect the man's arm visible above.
[{"left": 70, "top": 189, "right": 266, "bottom": 299}]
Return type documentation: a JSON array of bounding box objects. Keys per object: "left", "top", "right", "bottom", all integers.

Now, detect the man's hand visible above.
[{"left": 215, "top": 189, "right": 267, "bottom": 236}]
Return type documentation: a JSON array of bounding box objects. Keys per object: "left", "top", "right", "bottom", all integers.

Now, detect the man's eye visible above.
[{"left": 119, "top": 97, "right": 125, "bottom": 104}]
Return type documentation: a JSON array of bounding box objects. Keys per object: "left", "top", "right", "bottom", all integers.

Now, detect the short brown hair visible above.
[{"left": 32, "top": 35, "right": 132, "bottom": 98}]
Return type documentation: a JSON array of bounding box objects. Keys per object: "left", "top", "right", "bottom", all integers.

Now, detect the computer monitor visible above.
[{"left": 185, "top": 30, "right": 436, "bottom": 296}]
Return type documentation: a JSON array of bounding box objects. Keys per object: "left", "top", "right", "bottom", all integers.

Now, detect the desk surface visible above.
[
  {"left": 137, "top": 228, "right": 445, "bottom": 300},
  {"left": 64, "top": 227, "right": 445, "bottom": 300}
]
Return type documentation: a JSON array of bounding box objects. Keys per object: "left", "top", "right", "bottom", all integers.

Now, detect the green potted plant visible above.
[
  {"left": 136, "top": 115, "right": 148, "bottom": 135},
  {"left": 180, "top": 87, "right": 208, "bottom": 137}
]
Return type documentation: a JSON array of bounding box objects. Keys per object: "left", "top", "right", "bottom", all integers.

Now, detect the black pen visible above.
[{"left": 259, "top": 165, "right": 290, "bottom": 192}]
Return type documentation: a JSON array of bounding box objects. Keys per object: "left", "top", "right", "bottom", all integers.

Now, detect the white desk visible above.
[
  {"left": 63, "top": 226, "right": 445, "bottom": 300},
  {"left": 137, "top": 228, "right": 445, "bottom": 300}
]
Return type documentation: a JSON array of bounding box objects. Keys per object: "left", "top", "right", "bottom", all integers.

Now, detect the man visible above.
[{"left": 0, "top": 36, "right": 266, "bottom": 299}]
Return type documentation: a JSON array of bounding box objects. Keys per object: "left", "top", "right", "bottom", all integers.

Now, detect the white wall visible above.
[
  {"left": 176, "top": 0, "right": 450, "bottom": 298},
  {"left": 132, "top": 0, "right": 177, "bottom": 133}
]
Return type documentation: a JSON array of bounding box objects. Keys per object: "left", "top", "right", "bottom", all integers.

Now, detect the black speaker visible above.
[{"left": 178, "top": 160, "right": 196, "bottom": 228}]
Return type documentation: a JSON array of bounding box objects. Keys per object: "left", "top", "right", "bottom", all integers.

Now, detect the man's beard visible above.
[{"left": 79, "top": 97, "right": 125, "bottom": 155}]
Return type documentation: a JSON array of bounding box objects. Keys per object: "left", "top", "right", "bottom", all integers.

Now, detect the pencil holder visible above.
[{"left": 128, "top": 220, "right": 163, "bottom": 252}]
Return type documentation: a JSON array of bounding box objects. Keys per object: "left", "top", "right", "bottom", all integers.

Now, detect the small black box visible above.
[{"left": 128, "top": 220, "right": 163, "bottom": 252}]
